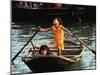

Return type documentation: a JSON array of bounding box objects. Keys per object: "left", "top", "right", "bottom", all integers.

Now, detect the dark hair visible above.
[
  {"left": 53, "top": 17, "right": 63, "bottom": 25},
  {"left": 39, "top": 45, "right": 50, "bottom": 55}
]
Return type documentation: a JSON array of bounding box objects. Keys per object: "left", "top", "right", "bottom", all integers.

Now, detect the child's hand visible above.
[
  {"left": 39, "top": 26, "right": 41, "bottom": 29},
  {"left": 38, "top": 26, "right": 42, "bottom": 31},
  {"left": 70, "top": 32, "right": 75, "bottom": 36}
]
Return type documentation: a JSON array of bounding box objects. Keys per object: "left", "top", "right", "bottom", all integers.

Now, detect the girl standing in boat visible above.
[{"left": 39, "top": 18, "right": 73, "bottom": 55}]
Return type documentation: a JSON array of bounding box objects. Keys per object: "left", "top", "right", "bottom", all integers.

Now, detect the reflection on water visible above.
[{"left": 11, "top": 23, "right": 96, "bottom": 74}]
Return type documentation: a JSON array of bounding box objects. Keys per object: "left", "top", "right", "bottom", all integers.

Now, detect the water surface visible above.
[{"left": 11, "top": 23, "right": 96, "bottom": 74}]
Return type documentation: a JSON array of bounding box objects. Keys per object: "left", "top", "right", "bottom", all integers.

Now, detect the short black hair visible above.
[{"left": 39, "top": 45, "right": 50, "bottom": 55}]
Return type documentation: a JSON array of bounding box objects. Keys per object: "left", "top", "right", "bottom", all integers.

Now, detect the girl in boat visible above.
[
  {"left": 39, "top": 45, "right": 50, "bottom": 56},
  {"left": 39, "top": 17, "right": 73, "bottom": 55}
]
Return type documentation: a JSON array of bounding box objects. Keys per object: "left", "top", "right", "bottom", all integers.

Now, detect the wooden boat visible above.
[{"left": 22, "top": 40, "right": 84, "bottom": 73}]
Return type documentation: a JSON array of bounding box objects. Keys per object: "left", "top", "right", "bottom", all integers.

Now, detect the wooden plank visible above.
[
  {"left": 35, "top": 46, "right": 81, "bottom": 49},
  {"left": 34, "top": 48, "right": 81, "bottom": 51}
]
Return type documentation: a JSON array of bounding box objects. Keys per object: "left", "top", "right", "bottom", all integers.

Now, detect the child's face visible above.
[
  {"left": 53, "top": 19, "right": 59, "bottom": 25},
  {"left": 41, "top": 49, "right": 47, "bottom": 55}
]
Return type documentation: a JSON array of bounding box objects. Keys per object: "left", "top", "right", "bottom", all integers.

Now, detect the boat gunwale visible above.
[
  {"left": 22, "top": 40, "right": 84, "bottom": 63},
  {"left": 22, "top": 45, "right": 84, "bottom": 63}
]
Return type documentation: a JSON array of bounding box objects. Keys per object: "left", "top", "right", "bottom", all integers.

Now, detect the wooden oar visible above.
[
  {"left": 12, "top": 29, "right": 39, "bottom": 63},
  {"left": 30, "top": 41, "right": 36, "bottom": 51},
  {"left": 65, "top": 28, "right": 95, "bottom": 55},
  {"left": 72, "top": 35, "right": 96, "bottom": 55}
]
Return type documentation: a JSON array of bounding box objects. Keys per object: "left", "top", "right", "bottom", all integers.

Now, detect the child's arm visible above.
[
  {"left": 61, "top": 25, "right": 74, "bottom": 36},
  {"left": 39, "top": 26, "right": 52, "bottom": 32}
]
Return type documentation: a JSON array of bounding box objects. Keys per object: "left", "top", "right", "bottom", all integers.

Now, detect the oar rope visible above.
[
  {"left": 66, "top": 30, "right": 96, "bottom": 55},
  {"left": 12, "top": 29, "right": 39, "bottom": 62}
]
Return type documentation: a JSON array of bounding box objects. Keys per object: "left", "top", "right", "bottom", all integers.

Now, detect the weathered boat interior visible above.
[{"left": 22, "top": 40, "right": 84, "bottom": 72}]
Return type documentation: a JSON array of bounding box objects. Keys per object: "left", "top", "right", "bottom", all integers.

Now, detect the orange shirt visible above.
[{"left": 52, "top": 25, "right": 64, "bottom": 50}]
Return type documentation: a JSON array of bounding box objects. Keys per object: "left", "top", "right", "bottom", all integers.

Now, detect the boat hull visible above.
[
  {"left": 23, "top": 56, "right": 77, "bottom": 73},
  {"left": 22, "top": 40, "right": 84, "bottom": 72}
]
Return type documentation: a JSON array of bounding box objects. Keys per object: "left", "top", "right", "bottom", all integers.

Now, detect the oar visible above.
[
  {"left": 66, "top": 30, "right": 96, "bottom": 55},
  {"left": 12, "top": 29, "right": 39, "bottom": 63},
  {"left": 72, "top": 35, "right": 96, "bottom": 55}
]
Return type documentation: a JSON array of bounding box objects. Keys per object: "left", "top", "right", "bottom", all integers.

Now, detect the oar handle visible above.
[{"left": 12, "top": 29, "right": 39, "bottom": 62}]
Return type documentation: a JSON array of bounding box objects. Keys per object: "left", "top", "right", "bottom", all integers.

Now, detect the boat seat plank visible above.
[
  {"left": 35, "top": 46, "right": 81, "bottom": 49},
  {"left": 34, "top": 48, "right": 81, "bottom": 51}
]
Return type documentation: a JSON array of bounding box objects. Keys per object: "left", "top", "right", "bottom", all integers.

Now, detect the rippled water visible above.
[{"left": 11, "top": 23, "right": 96, "bottom": 74}]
